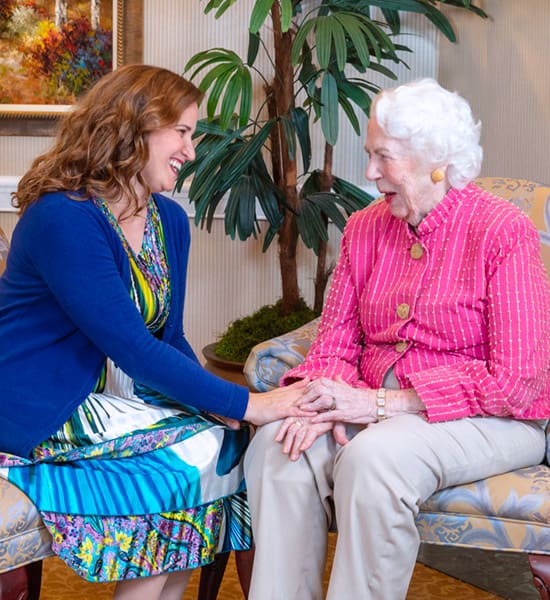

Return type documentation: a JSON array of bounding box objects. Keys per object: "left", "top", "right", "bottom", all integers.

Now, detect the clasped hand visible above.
[
  {"left": 299, "top": 376, "right": 378, "bottom": 425},
  {"left": 276, "top": 376, "right": 378, "bottom": 461}
]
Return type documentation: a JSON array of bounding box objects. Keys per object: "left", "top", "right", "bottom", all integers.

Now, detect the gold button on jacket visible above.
[
  {"left": 395, "top": 341, "right": 408, "bottom": 352},
  {"left": 410, "top": 243, "right": 423, "bottom": 259},
  {"left": 397, "top": 303, "right": 410, "bottom": 319}
]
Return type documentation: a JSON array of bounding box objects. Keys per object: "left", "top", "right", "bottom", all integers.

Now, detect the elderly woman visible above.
[{"left": 244, "top": 78, "right": 550, "bottom": 600}]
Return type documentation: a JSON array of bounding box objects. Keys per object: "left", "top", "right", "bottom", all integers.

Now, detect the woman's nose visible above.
[
  {"left": 365, "top": 160, "right": 379, "bottom": 181},
  {"left": 184, "top": 142, "right": 196, "bottom": 162}
]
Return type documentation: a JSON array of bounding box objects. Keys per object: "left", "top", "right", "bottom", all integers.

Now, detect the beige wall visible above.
[{"left": 439, "top": 0, "right": 550, "bottom": 182}]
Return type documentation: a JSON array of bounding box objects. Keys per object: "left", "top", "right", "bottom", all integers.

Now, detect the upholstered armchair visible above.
[
  {"left": 0, "top": 226, "right": 44, "bottom": 600},
  {"left": 244, "top": 177, "right": 550, "bottom": 599},
  {"left": 0, "top": 226, "right": 50, "bottom": 600},
  {"left": 0, "top": 230, "right": 6, "bottom": 275}
]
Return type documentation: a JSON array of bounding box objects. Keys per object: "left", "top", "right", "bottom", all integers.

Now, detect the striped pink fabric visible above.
[{"left": 282, "top": 183, "right": 550, "bottom": 422}]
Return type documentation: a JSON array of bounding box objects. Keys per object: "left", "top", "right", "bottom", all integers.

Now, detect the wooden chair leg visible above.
[
  {"left": 0, "top": 561, "right": 42, "bottom": 600},
  {"left": 197, "top": 549, "right": 254, "bottom": 600},
  {"left": 0, "top": 567, "right": 28, "bottom": 600},
  {"left": 235, "top": 548, "right": 254, "bottom": 599},
  {"left": 528, "top": 554, "right": 550, "bottom": 600},
  {"left": 25, "top": 562, "right": 42, "bottom": 600},
  {"left": 197, "top": 552, "right": 231, "bottom": 600}
]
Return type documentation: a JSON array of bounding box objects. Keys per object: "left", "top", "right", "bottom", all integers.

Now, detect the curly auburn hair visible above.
[{"left": 13, "top": 64, "right": 203, "bottom": 215}]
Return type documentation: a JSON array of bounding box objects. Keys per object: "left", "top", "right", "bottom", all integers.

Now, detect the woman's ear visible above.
[{"left": 430, "top": 169, "right": 445, "bottom": 184}]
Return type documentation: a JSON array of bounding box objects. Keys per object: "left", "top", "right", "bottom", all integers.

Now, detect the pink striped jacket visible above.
[{"left": 282, "top": 183, "right": 550, "bottom": 422}]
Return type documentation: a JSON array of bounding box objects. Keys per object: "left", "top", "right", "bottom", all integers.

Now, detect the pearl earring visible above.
[{"left": 431, "top": 169, "right": 445, "bottom": 183}]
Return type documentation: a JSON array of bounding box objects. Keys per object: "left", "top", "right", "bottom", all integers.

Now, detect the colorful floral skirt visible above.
[{"left": 0, "top": 365, "right": 252, "bottom": 582}]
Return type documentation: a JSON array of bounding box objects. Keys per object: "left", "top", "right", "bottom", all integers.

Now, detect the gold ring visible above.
[{"left": 330, "top": 398, "right": 337, "bottom": 410}]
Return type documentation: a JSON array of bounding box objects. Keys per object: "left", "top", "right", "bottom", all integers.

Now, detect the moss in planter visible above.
[{"left": 215, "top": 299, "right": 319, "bottom": 364}]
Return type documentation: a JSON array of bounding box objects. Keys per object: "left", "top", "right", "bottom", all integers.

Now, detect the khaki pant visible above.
[{"left": 244, "top": 414, "right": 545, "bottom": 600}]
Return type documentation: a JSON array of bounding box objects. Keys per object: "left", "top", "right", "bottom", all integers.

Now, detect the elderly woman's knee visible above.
[
  {"left": 251, "top": 420, "right": 281, "bottom": 445},
  {"left": 245, "top": 421, "right": 286, "bottom": 473},
  {"left": 334, "top": 420, "right": 428, "bottom": 484}
]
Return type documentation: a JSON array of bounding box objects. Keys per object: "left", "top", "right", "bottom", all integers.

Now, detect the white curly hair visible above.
[{"left": 371, "top": 78, "right": 483, "bottom": 189}]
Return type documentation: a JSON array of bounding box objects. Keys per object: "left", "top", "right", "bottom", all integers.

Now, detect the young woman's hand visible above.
[
  {"left": 244, "top": 379, "right": 313, "bottom": 426},
  {"left": 204, "top": 413, "right": 242, "bottom": 429}
]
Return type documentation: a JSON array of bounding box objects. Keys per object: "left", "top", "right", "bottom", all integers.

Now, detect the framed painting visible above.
[{"left": 0, "top": 0, "right": 143, "bottom": 136}]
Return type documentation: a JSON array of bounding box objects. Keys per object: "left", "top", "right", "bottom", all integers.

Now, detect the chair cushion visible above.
[
  {"left": 243, "top": 318, "right": 320, "bottom": 392},
  {"left": 0, "top": 478, "right": 53, "bottom": 573},
  {"left": 529, "top": 184, "right": 550, "bottom": 256},
  {"left": 474, "top": 177, "right": 550, "bottom": 276},
  {"left": 0, "top": 227, "right": 8, "bottom": 276},
  {"left": 417, "top": 464, "right": 550, "bottom": 553}
]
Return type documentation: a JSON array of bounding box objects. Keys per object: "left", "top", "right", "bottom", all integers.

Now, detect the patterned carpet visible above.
[
  {"left": 38, "top": 534, "right": 520, "bottom": 599},
  {"left": 39, "top": 556, "right": 500, "bottom": 600}
]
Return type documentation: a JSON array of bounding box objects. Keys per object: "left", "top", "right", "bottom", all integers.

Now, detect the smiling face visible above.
[
  {"left": 141, "top": 102, "right": 199, "bottom": 195},
  {"left": 365, "top": 116, "right": 446, "bottom": 227}
]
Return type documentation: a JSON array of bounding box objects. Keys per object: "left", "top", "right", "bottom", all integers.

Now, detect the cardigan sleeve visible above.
[{"left": 24, "top": 197, "right": 248, "bottom": 420}]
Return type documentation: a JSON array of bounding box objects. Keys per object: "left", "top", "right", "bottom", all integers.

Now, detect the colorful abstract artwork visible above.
[{"left": 0, "top": 1, "right": 114, "bottom": 106}]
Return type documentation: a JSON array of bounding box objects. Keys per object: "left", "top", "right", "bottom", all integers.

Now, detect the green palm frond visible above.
[
  {"left": 203, "top": 0, "right": 239, "bottom": 18},
  {"left": 290, "top": 107, "right": 312, "bottom": 173},
  {"left": 184, "top": 49, "right": 253, "bottom": 128},
  {"left": 295, "top": 172, "right": 375, "bottom": 254},
  {"left": 183, "top": 0, "right": 487, "bottom": 311},
  {"left": 320, "top": 71, "right": 338, "bottom": 145},
  {"left": 250, "top": 0, "right": 276, "bottom": 33}
]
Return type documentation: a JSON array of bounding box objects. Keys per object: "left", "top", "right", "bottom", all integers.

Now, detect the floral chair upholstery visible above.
[
  {"left": 0, "top": 226, "right": 50, "bottom": 600},
  {"left": 0, "top": 228, "right": 7, "bottom": 277},
  {"left": 244, "top": 177, "right": 550, "bottom": 599}
]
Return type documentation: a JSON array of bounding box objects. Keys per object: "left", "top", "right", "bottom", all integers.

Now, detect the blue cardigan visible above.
[{"left": 0, "top": 192, "right": 248, "bottom": 456}]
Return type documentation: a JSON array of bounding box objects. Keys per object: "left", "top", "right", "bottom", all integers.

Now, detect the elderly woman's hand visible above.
[
  {"left": 300, "top": 376, "right": 426, "bottom": 424},
  {"left": 299, "top": 376, "right": 379, "bottom": 425},
  {"left": 275, "top": 416, "right": 335, "bottom": 461}
]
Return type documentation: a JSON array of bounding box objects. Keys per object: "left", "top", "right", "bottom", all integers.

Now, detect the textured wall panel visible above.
[
  {"left": 184, "top": 221, "right": 342, "bottom": 359},
  {"left": 439, "top": 0, "right": 550, "bottom": 182},
  {"left": 0, "top": 137, "right": 52, "bottom": 176}
]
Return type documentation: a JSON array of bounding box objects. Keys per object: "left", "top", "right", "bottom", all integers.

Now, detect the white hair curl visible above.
[{"left": 371, "top": 78, "right": 482, "bottom": 189}]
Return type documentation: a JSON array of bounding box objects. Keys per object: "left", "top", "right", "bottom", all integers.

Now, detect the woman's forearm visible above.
[{"left": 382, "top": 387, "right": 426, "bottom": 419}]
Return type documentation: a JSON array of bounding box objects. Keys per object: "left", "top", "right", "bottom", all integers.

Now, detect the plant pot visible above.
[{"left": 202, "top": 343, "right": 249, "bottom": 388}]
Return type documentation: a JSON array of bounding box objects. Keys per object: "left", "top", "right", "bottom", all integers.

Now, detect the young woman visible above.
[{"left": 0, "top": 64, "right": 309, "bottom": 599}]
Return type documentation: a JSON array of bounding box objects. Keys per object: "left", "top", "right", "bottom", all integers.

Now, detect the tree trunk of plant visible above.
[
  {"left": 314, "top": 142, "right": 335, "bottom": 312},
  {"left": 270, "top": 4, "right": 301, "bottom": 316}
]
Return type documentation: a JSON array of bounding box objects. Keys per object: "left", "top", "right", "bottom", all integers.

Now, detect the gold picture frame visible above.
[{"left": 0, "top": 0, "right": 143, "bottom": 136}]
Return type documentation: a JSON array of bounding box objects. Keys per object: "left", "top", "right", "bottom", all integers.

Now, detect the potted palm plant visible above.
[{"left": 176, "top": 0, "right": 487, "bottom": 364}]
